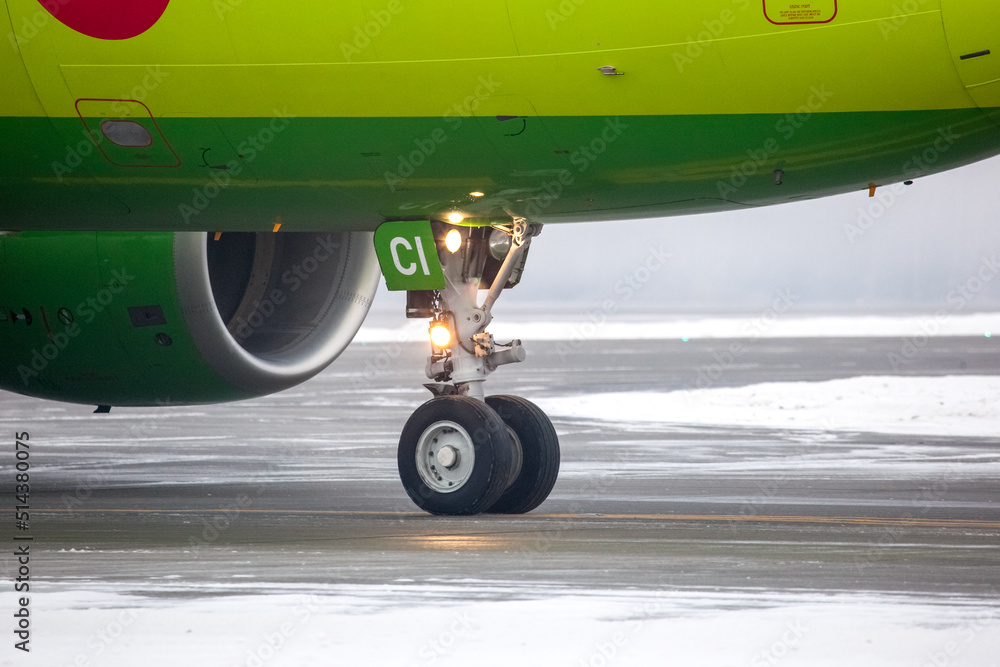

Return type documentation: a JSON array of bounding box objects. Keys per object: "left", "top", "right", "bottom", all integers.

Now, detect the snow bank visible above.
[
  {"left": 538, "top": 376, "right": 1000, "bottom": 438},
  {"left": 23, "top": 586, "right": 999, "bottom": 667},
  {"left": 354, "top": 313, "right": 1000, "bottom": 343}
]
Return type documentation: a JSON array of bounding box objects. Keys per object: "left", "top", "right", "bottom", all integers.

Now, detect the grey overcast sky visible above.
[{"left": 371, "top": 154, "right": 1000, "bottom": 317}]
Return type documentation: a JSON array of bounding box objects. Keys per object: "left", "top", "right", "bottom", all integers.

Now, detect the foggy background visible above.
[{"left": 370, "top": 155, "right": 1000, "bottom": 318}]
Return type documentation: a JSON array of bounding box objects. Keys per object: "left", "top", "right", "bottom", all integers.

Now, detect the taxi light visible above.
[
  {"left": 445, "top": 229, "right": 463, "bottom": 254},
  {"left": 430, "top": 322, "right": 452, "bottom": 348}
]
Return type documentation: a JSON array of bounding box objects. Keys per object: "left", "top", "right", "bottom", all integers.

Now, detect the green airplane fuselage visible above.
[{"left": 2, "top": 0, "right": 1000, "bottom": 233}]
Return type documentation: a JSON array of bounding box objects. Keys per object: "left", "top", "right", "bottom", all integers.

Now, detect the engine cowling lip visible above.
[{"left": 172, "top": 231, "right": 380, "bottom": 396}]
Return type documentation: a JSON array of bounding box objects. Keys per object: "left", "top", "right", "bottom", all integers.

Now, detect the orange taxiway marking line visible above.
[{"left": 34, "top": 509, "right": 1000, "bottom": 529}]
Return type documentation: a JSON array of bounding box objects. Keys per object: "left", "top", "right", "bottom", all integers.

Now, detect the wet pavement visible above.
[{"left": 1, "top": 337, "right": 998, "bottom": 665}]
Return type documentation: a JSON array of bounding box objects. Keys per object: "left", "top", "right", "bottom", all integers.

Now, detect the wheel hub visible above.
[
  {"left": 415, "top": 420, "right": 476, "bottom": 493},
  {"left": 437, "top": 445, "right": 459, "bottom": 469}
]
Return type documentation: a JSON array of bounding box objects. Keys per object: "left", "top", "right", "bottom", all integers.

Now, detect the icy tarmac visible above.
[{"left": 1, "top": 318, "right": 998, "bottom": 666}]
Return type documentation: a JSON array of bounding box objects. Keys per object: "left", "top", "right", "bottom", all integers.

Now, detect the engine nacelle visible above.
[{"left": 0, "top": 231, "right": 380, "bottom": 406}]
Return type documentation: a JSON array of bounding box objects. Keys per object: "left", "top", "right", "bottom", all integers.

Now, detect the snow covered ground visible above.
[
  {"left": 14, "top": 586, "right": 1000, "bottom": 667},
  {"left": 9, "top": 368, "right": 998, "bottom": 666},
  {"left": 355, "top": 312, "right": 1000, "bottom": 343},
  {"left": 6, "top": 314, "right": 999, "bottom": 666},
  {"left": 358, "top": 312, "right": 1000, "bottom": 437},
  {"left": 538, "top": 375, "right": 1000, "bottom": 438}
]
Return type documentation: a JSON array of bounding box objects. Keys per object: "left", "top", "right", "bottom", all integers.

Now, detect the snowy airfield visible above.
[
  {"left": 2, "top": 313, "right": 999, "bottom": 666},
  {"left": 21, "top": 588, "right": 1000, "bottom": 667}
]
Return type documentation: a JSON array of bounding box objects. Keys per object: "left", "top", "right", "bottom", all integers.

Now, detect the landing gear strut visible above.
[{"left": 397, "top": 221, "right": 560, "bottom": 516}]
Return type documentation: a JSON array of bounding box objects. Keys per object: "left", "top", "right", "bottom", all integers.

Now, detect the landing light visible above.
[
  {"left": 469, "top": 192, "right": 485, "bottom": 198},
  {"left": 430, "top": 322, "right": 452, "bottom": 348},
  {"left": 448, "top": 212, "right": 464, "bottom": 224},
  {"left": 445, "top": 229, "right": 463, "bottom": 254}
]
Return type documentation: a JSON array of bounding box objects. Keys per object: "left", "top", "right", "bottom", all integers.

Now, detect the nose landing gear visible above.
[{"left": 395, "top": 221, "right": 560, "bottom": 516}]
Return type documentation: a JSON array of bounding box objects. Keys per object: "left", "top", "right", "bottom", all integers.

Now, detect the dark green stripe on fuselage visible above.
[{"left": 2, "top": 108, "right": 998, "bottom": 232}]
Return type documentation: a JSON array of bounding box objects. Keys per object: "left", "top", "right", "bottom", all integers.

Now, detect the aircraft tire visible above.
[
  {"left": 484, "top": 395, "right": 560, "bottom": 514},
  {"left": 398, "top": 396, "right": 514, "bottom": 516}
]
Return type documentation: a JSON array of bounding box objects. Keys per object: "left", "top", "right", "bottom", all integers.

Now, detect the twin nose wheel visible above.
[{"left": 398, "top": 395, "right": 560, "bottom": 516}]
